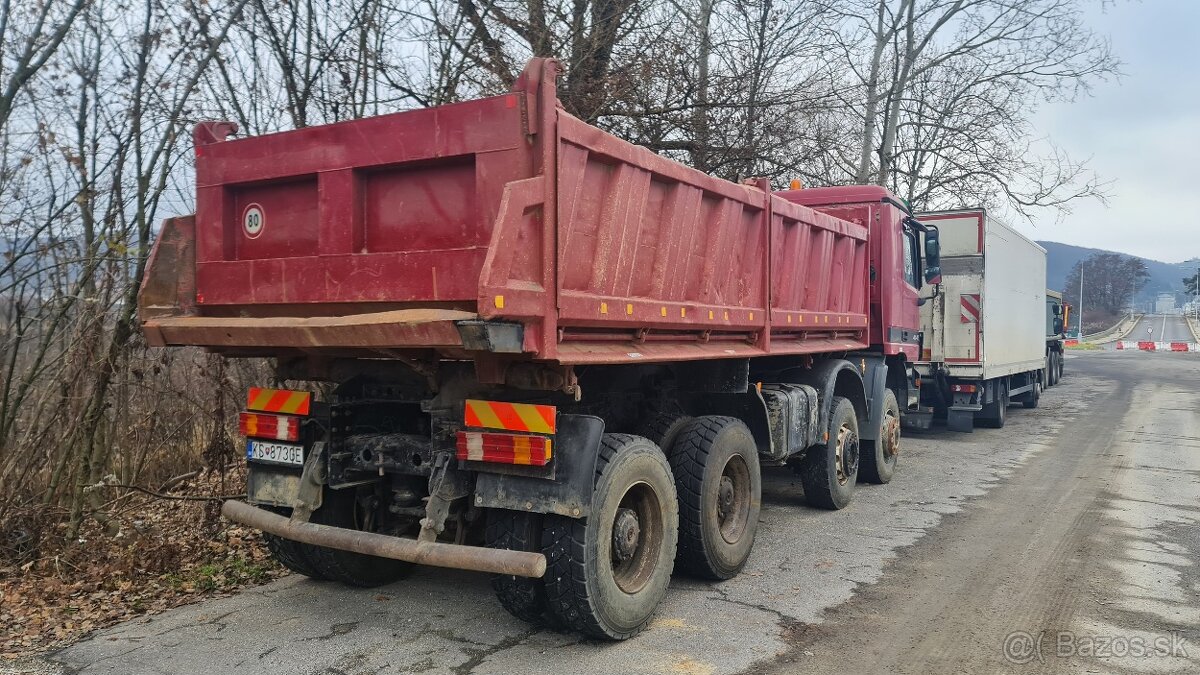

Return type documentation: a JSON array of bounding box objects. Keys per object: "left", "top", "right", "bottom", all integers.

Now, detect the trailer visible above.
[
  {"left": 909, "top": 209, "right": 1046, "bottom": 432},
  {"left": 1045, "top": 290, "right": 1069, "bottom": 386},
  {"left": 138, "top": 58, "right": 942, "bottom": 639}
]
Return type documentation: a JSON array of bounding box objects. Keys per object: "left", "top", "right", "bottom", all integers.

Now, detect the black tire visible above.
[
  {"left": 860, "top": 389, "right": 900, "bottom": 484},
  {"left": 1022, "top": 380, "right": 1041, "bottom": 409},
  {"left": 669, "top": 416, "right": 761, "bottom": 580},
  {"left": 543, "top": 434, "right": 678, "bottom": 640},
  {"left": 263, "top": 508, "right": 327, "bottom": 580},
  {"left": 637, "top": 411, "right": 694, "bottom": 454},
  {"left": 485, "top": 510, "right": 559, "bottom": 627},
  {"left": 1056, "top": 351, "right": 1065, "bottom": 382},
  {"left": 307, "top": 487, "right": 413, "bottom": 587},
  {"left": 977, "top": 383, "right": 1008, "bottom": 428},
  {"left": 797, "top": 397, "right": 860, "bottom": 510}
]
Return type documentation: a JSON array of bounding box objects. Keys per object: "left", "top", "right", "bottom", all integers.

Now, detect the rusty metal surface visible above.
[
  {"left": 137, "top": 216, "right": 196, "bottom": 330},
  {"left": 221, "top": 500, "right": 547, "bottom": 578},
  {"left": 146, "top": 309, "right": 475, "bottom": 349}
]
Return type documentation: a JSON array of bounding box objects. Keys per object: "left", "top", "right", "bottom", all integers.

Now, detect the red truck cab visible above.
[{"left": 780, "top": 185, "right": 930, "bottom": 361}]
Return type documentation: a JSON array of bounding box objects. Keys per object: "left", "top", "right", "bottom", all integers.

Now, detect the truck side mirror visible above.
[
  {"left": 1053, "top": 305, "right": 1062, "bottom": 316},
  {"left": 1053, "top": 318, "right": 1064, "bottom": 334},
  {"left": 922, "top": 227, "right": 941, "bottom": 284}
]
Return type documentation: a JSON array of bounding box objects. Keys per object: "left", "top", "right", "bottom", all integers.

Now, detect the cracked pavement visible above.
[{"left": 16, "top": 351, "right": 1195, "bottom": 675}]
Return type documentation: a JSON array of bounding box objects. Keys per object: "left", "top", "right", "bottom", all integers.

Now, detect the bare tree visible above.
[
  {"left": 0, "top": 0, "right": 87, "bottom": 130},
  {"left": 420, "top": 0, "right": 658, "bottom": 122},
  {"left": 820, "top": 0, "right": 1116, "bottom": 215}
]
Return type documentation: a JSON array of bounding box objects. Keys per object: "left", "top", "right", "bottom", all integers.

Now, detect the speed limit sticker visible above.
[{"left": 242, "top": 203, "right": 265, "bottom": 238}]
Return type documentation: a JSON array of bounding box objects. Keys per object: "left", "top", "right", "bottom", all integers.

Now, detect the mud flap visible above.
[
  {"left": 947, "top": 409, "right": 975, "bottom": 433},
  {"left": 901, "top": 409, "right": 934, "bottom": 431},
  {"left": 473, "top": 414, "right": 604, "bottom": 519}
]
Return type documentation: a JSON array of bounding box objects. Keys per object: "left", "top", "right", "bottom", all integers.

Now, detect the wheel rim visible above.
[
  {"left": 609, "top": 481, "right": 664, "bottom": 594},
  {"left": 882, "top": 411, "right": 900, "bottom": 461},
  {"left": 835, "top": 424, "right": 860, "bottom": 486},
  {"left": 716, "top": 454, "right": 752, "bottom": 545}
]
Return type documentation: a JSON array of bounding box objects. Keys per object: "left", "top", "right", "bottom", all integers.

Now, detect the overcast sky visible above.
[{"left": 1021, "top": 0, "right": 1200, "bottom": 263}]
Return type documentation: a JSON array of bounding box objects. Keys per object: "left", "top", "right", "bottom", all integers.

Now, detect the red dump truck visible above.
[{"left": 139, "top": 59, "right": 943, "bottom": 639}]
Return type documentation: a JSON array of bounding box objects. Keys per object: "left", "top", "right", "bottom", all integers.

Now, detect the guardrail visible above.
[
  {"left": 1082, "top": 314, "right": 1141, "bottom": 344},
  {"left": 1187, "top": 315, "right": 1200, "bottom": 343}
]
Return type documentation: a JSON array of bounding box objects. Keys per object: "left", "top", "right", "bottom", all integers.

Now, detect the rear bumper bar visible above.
[{"left": 221, "top": 500, "right": 545, "bottom": 578}]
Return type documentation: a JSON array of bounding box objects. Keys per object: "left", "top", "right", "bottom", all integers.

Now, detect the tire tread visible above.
[
  {"left": 486, "top": 511, "right": 559, "bottom": 626},
  {"left": 307, "top": 489, "right": 412, "bottom": 588},
  {"left": 797, "top": 397, "right": 858, "bottom": 510},
  {"left": 668, "top": 416, "right": 755, "bottom": 579},
  {"left": 542, "top": 434, "right": 673, "bottom": 640}
]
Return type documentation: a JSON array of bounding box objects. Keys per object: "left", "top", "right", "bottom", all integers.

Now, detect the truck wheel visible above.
[
  {"left": 977, "top": 384, "right": 1008, "bottom": 428},
  {"left": 485, "top": 510, "right": 559, "bottom": 627},
  {"left": 1056, "top": 352, "right": 1065, "bottom": 382},
  {"left": 1022, "top": 380, "right": 1041, "bottom": 409},
  {"left": 860, "top": 389, "right": 900, "bottom": 484},
  {"left": 543, "top": 434, "right": 678, "bottom": 640},
  {"left": 307, "top": 486, "right": 413, "bottom": 587},
  {"left": 263, "top": 508, "right": 327, "bottom": 580},
  {"left": 797, "top": 397, "right": 860, "bottom": 510},
  {"left": 669, "top": 416, "right": 761, "bottom": 580},
  {"left": 637, "top": 411, "right": 693, "bottom": 455}
]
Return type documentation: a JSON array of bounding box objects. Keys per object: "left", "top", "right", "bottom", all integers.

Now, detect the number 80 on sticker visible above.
[{"left": 242, "top": 203, "right": 265, "bottom": 238}]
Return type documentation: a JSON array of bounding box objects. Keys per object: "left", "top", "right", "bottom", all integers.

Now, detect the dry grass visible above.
[{"left": 0, "top": 465, "right": 285, "bottom": 658}]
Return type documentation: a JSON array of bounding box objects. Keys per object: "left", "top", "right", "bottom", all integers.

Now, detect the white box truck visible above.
[{"left": 908, "top": 209, "right": 1047, "bottom": 432}]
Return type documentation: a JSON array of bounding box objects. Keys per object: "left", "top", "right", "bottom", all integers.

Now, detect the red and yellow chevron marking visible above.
[
  {"left": 463, "top": 399, "right": 556, "bottom": 434},
  {"left": 246, "top": 387, "right": 311, "bottom": 415}
]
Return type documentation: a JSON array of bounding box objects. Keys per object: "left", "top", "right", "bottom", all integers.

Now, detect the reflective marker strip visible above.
[
  {"left": 960, "top": 294, "right": 981, "bottom": 323},
  {"left": 455, "top": 432, "right": 551, "bottom": 466},
  {"left": 247, "top": 387, "right": 311, "bottom": 415},
  {"left": 464, "top": 433, "right": 485, "bottom": 460},
  {"left": 464, "top": 400, "right": 555, "bottom": 434}
]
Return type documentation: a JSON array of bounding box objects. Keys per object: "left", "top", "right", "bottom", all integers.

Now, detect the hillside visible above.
[{"left": 1038, "top": 241, "right": 1200, "bottom": 304}]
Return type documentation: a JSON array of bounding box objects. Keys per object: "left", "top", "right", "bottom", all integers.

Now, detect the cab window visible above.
[{"left": 903, "top": 230, "right": 919, "bottom": 288}]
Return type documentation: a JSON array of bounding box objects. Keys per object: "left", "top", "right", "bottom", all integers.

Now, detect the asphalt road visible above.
[
  {"left": 1128, "top": 313, "right": 1195, "bottom": 343},
  {"left": 15, "top": 351, "right": 1200, "bottom": 675}
]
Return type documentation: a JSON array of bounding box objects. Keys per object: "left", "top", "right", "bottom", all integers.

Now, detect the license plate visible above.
[{"left": 247, "top": 440, "right": 304, "bottom": 466}]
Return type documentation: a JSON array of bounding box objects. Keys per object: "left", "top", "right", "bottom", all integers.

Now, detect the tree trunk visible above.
[
  {"left": 855, "top": 0, "right": 890, "bottom": 185},
  {"left": 691, "top": 0, "right": 714, "bottom": 172}
]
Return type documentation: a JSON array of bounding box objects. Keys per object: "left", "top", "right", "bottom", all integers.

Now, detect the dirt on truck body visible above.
[{"left": 138, "top": 58, "right": 945, "bottom": 640}]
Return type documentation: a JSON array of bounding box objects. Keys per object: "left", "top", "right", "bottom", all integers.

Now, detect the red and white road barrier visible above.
[{"left": 1116, "top": 340, "right": 1199, "bottom": 352}]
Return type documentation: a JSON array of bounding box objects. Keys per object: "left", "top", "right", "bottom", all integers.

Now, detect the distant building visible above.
[{"left": 1155, "top": 292, "right": 1176, "bottom": 314}]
